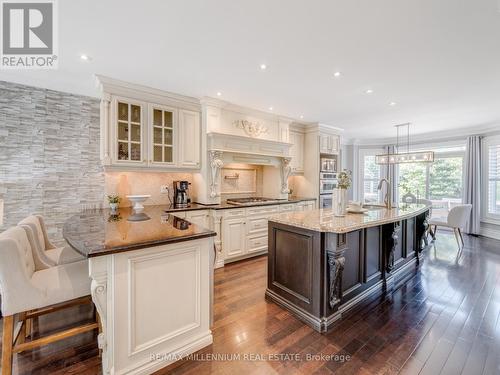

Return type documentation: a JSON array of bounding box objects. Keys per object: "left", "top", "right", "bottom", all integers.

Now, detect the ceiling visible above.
[{"left": 1, "top": 0, "right": 499, "bottom": 140}]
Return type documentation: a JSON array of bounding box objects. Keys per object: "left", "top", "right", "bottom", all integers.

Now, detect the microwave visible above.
[{"left": 320, "top": 157, "right": 337, "bottom": 173}]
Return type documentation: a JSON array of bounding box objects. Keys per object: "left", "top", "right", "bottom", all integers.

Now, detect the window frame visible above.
[
  {"left": 482, "top": 135, "right": 500, "bottom": 223},
  {"left": 396, "top": 149, "right": 465, "bottom": 205},
  {"left": 358, "top": 148, "right": 384, "bottom": 203}
]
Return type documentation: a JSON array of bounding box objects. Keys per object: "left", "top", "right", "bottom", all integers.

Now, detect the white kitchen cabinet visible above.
[
  {"left": 103, "top": 95, "right": 201, "bottom": 170},
  {"left": 319, "top": 133, "right": 339, "bottom": 154},
  {"left": 178, "top": 109, "right": 201, "bottom": 168},
  {"left": 289, "top": 130, "right": 304, "bottom": 173},
  {"left": 222, "top": 217, "right": 246, "bottom": 259},
  {"left": 185, "top": 210, "right": 210, "bottom": 228},
  {"left": 149, "top": 104, "right": 177, "bottom": 166},
  {"left": 113, "top": 98, "right": 148, "bottom": 167},
  {"left": 298, "top": 200, "right": 316, "bottom": 211}
]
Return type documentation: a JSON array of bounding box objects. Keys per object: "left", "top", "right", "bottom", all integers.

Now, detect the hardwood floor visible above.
[{"left": 2, "top": 231, "right": 500, "bottom": 374}]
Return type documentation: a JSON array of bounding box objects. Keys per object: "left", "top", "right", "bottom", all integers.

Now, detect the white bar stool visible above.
[
  {"left": 18, "top": 215, "right": 84, "bottom": 266},
  {"left": 0, "top": 226, "right": 97, "bottom": 375}
]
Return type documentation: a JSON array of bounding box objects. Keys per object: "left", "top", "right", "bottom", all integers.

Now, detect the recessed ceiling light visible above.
[
  {"left": 389, "top": 101, "right": 397, "bottom": 106},
  {"left": 80, "top": 54, "right": 91, "bottom": 61},
  {"left": 365, "top": 89, "right": 373, "bottom": 94},
  {"left": 333, "top": 71, "right": 341, "bottom": 77},
  {"left": 268, "top": 106, "right": 273, "bottom": 111},
  {"left": 216, "top": 92, "right": 222, "bottom": 97},
  {"left": 260, "top": 63, "right": 267, "bottom": 70},
  {"left": 300, "top": 115, "right": 304, "bottom": 119}
]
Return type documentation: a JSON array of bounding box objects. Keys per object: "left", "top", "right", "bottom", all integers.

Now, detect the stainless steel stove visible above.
[{"left": 226, "top": 197, "right": 281, "bottom": 206}]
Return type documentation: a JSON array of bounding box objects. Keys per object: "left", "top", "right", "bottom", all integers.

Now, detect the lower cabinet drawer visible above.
[
  {"left": 279, "top": 204, "right": 297, "bottom": 212},
  {"left": 247, "top": 216, "right": 268, "bottom": 234},
  {"left": 247, "top": 234, "right": 268, "bottom": 253}
]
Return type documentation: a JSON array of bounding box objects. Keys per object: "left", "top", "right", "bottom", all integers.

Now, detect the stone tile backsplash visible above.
[{"left": 0, "top": 80, "right": 104, "bottom": 245}]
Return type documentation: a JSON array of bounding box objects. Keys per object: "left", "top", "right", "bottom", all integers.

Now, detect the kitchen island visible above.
[
  {"left": 266, "top": 203, "right": 430, "bottom": 333},
  {"left": 63, "top": 206, "right": 216, "bottom": 375}
]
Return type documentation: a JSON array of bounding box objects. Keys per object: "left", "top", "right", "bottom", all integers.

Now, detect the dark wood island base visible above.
[{"left": 266, "top": 207, "right": 430, "bottom": 333}]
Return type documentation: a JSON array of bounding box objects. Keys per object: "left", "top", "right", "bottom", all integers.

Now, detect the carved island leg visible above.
[
  {"left": 326, "top": 233, "right": 346, "bottom": 309},
  {"left": 89, "top": 256, "right": 111, "bottom": 375}
]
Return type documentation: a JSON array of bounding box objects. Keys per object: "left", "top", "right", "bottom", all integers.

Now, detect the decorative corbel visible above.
[
  {"left": 280, "top": 157, "right": 292, "bottom": 194},
  {"left": 209, "top": 150, "right": 224, "bottom": 198},
  {"left": 327, "top": 233, "right": 346, "bottom": 309}
]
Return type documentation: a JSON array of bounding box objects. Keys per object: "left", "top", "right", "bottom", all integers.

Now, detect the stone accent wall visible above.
[{"left": 0, "top": 80, "right": 104, "bottom": 245}]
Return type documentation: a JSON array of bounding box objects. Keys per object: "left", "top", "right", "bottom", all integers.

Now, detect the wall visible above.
[
  {"left": 105, "top": 171, "right": 193, "bottom": 207},
  {"left": 0, "top": 80, "right": 104, "bottom": 244}
]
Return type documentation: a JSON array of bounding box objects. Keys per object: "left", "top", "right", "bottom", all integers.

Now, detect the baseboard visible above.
[{"left": 480, "top": 227, "right": 500, "bottom": 241}]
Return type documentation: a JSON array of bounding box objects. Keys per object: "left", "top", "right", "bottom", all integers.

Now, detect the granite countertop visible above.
[
  {"left": 268, "top": 203, "right": 430, "bottom": 233},
  {"left": 163, "top": 197, "right": 317, "bottom": 212},
  {"left": 63, "top": 206, "right": 216, "bottom": 258}
]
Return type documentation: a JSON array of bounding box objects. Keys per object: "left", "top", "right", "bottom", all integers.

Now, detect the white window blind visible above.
[{"left": 487, "top": 143, "right": 500, "bottom": 215}]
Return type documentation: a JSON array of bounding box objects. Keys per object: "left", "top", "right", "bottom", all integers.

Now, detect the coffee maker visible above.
[{"left": 173, "top": 180, "right": 191, "bottom": 208}]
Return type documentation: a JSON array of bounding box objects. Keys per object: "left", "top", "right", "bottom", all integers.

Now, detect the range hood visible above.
[{"left": 207, "top": 132, "right": 292, "bottom": 160}]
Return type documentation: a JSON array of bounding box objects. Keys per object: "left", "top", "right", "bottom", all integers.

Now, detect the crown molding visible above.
[
  {"left": 350, "top": 122, "right": 500, "bottom": 146},
  {"left": 95, "top": 75, "right": 200, "bottom": 110}
]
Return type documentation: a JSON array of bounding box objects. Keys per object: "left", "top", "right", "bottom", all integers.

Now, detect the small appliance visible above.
[{"left": 173, "top": 180, "right": 191, "bottom": 208}]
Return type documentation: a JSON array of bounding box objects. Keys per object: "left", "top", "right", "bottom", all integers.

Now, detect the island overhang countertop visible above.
[
  {"left": 63, "top": 205, "right": 216, "bottom": 257},
  {"left": 268, "top": 203, "right": 429, "bottom": 233}
]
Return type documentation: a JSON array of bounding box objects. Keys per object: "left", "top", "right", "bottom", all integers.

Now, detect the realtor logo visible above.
[{"left": 1, "top": 0, "right": 58, "bottom": 69}]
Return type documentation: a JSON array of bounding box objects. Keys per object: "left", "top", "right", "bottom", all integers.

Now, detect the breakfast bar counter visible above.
[
  {"left": 266, "top": 204, "right": 431, "bottom": 332},
  {"left": 64, "top": 206, "right": 216, "bottom": 375}
]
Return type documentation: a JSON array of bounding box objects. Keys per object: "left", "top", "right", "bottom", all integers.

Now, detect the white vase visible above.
[
  {"left": 109, "top": 203, "right": 118, "bottom": 213},
  {"left": 332, "top": 188, "right": 348, "bottom": 217}
]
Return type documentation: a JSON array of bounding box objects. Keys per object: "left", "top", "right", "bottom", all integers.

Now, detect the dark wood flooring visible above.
[{"left": 2, "top": 231, "right": 500, "bottom": 374}]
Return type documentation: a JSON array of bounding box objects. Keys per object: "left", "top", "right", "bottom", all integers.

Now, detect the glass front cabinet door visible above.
[
  {"left": 149, "top": 104, "right": 177, "bottom": 166},
  {"left": 114, "top": 98, "right": 147, "bottom": 166},
  {"left": 109, "top": 96, "right": 200, "bottom": 169}
]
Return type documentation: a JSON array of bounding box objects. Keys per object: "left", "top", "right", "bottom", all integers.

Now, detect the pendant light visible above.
[{"left": 375, "top": 123, "right": 434, "bottom": 165}]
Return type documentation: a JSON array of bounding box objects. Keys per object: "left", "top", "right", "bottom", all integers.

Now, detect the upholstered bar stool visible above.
[
  {"left": 18, "top": 215, "right": 84, "bottom": 265},
  {"left": 0, "top": 226, "right": 98, "bottom": 375}
]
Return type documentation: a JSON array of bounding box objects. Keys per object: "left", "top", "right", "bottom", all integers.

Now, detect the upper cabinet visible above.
[
  {"left": 178, "top": 109, "right": 201, "bottom": 168},
  {"left": 319, "top": 132, "right": 340, "bottom": 154},
  {"left": 289, "top": 130, "right": 304, "bottom": 173},
  {"left": 115, "top": 99, "right": 147, "bottom": 166},
  {"left": 98, "top": 76, "right": 201, "bottom": 171}
]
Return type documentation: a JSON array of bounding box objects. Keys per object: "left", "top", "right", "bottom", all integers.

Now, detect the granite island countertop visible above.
[
  {"left": 63, "top": 205, "right": 216, "bottom": 258},
  {"left": 268, "top": 203, "right": 430, "bottom": 233}
]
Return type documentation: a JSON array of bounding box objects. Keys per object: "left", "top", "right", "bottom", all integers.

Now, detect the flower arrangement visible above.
[
  {"left": 107, "top": 195, "right": 121, "bottom": 204},
  {"left": 337, "top": 170, "right": 352, "bottom": 189}
]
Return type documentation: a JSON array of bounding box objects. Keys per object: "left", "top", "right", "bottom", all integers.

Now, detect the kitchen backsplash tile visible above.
[{"left": 105, "top": 171, "right": 193, "bottom": 207}]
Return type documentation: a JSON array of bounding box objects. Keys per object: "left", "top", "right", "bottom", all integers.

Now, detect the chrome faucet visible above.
[{"left": 377, "top": 178, "right": 393, "bottom": 209}]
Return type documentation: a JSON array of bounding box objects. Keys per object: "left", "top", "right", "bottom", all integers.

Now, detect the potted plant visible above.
[
  {"left": 107, "top": 194, "right": 121, "bottom": 213},
  {"left": 333, "top": 170, "right": 352, "bottom": 217}
]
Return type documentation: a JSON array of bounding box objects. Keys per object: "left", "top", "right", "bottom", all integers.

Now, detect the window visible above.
[
  {"left": 485, "top": 138, "right": 500, "bottom": 218},
  {"left": 397, "top": 145, "right": 465, "bottom": 218},
  {"left": 359, "top": 149, "right": 383, "bottom": 203}
]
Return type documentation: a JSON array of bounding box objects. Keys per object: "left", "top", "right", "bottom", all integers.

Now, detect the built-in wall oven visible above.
[{"left": 319, "top": 172, "right": 338, "bottom": 194}]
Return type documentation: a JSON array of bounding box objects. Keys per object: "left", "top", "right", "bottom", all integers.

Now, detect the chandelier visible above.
[{"left": 375, "top": 123, "right": 434, "bottom": 165}]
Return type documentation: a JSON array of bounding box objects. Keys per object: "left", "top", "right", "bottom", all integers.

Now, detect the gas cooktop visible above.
[{"left": 226, "top": 197, "right": 282, "bottom": 206}]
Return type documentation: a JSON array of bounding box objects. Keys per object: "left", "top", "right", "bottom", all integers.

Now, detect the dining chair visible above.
[
  {"left": 0, "top": 226, "right": 98, "bottom": 375},
  {"left": 18, "top": 215, "right": 84, "bottom": 265},
  {"left": 428, "top": 204, "right": 472, "bottom": 250}
]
